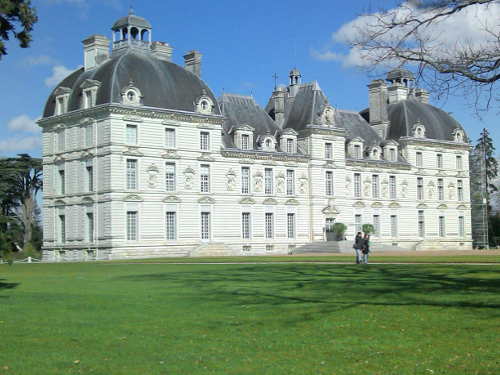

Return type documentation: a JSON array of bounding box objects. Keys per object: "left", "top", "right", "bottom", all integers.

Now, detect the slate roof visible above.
[
  {"left": 112, "top": 14, "right": 152, "bottom": 30},
  {"left": 360, "top": 97, "right": 467, "bottom": 142},
  {"left": 220, "top": 94, "right": 280, "bottom": 148},
  {"left": 282, "top": 82, "right": 328, "bottom": 131},
  {"left": 334, "top": 110, "right": 382, "bottom": 147},
  {"left": 43, "top": 49, "right": 220, "bottom": 118}
]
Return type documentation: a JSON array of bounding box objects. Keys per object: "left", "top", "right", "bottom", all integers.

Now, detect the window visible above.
[
  {"left": 372, "top": 175, "right": 379, "bottom": 198},
  {"left": 200, "top": 131, "right": 210, "bottom": 151},
  {"left": 126, "top": 159, "right": 137, "bottom": 190},
  {"left": 458, "top": 216, "right": 465, "bottom": 237},
  {"left": 84, "top": 90, "right": 93, "bottom": 109},
  {"left": 391, "top": 215, "right": 398, "bottom": 237},
  {"left": 353, "top": 144, "right": 361, "bottom": 159},
  {"left": 437, "top": 179, "right": 444, "bottom": 201},
  {"left": 200, "top": 164, "right": 210, "bottom": 193},
  {"left": 86, "top": 213, "right": 94, "bottom": 243},
  {"left": 241, "top": 167, "right": 250, "bottom": 194},
  {"left": 127, "top": 211, "right": 138, "bottom": 240},
  {"left": 126, "top": 124, "right": 137, "bottom": 145},
  {"left": 243, "top": 245, "right": 251, "bottom": 252},
  {"left": 286, "top": 138, "right": 294, "bottom": 153},
  {"left": 58, "top": 130, "right": 65, "bottom": 152},
  {"left": 437, "top": 153, "right": 443, "bottom": 169},
  {"left": 457, "top": 180, "right": 463, "bottom": 201},
  {"left": 59, "top": 169, "right": 65, "bottom": 195},
  {"left": 389, "top": 175, "right": 397, "bottom": 199},
  {"left": 354, "top": 173, "right": 361, "bottom": 198},
  {"left": 265, "top": 213, "right": 274, "bottom": 239},
  {"left": 241, "top": 134, "right": 250, "bottom": 150},
  {"left": 438, "top": 216, "right": 445, "bottom": 237},
  {"left": 266, "top": 245, "right": 274, "bottom": 252},
  {"left": 355, "top": 214, "right": 362, "bottom": 234},
  {"left": 165, "top": 163, "right": 176, "bottom": 192},
  {"left": 418, "top": 210, "right": 425, "bottom": 237},
  {"left": 165, "top": 128, "right": 175, "bottom": 148},
  {"left": 265, "top": 168, "right": 273, "bottom": 195},
  {"left": 242, "top": 212, "right": 251, "bottom": 239},
  {"left": 201, "top": 212, "right": 210, "bottom": 240},
  {"left": 286, "top": 170, "right": 295, "bottom": 196},
  {"left": 85, "top": 124, "right": 93, "bottom": 147},
  {"left": 389, "top": 148, "right": 397, "bottom": 162},
  {"left": 373, "top": 215, "right": 380, "bottom": 236},
  {"left": 287, "top": 213, "right": 296, "bottom": 239},
  {"left": 165, "top": 212, "right": 176, "bottom": 240},
  {"left": 416, "top": 152, "right": 423, "bottom": 167},
  {"left": 325, "top": 143, "right": 333, "bottom": 159},
  {"left": 59, "top": 214, "right": 66, "bottom": 243},
  {"left": 456, "top": 155, "right": 463, "bottom": 170},
  {"left": 56, "top": 97, "right": 65, "bottom": 115},
  {"left": 417, "top": 177, "right": 424, "bottom": 200},
  {"left": 86, "top": 165, "right": 94, "bottom": 192},
  {"left": 325, "top": 171, "right": 334, "bottom": 196}
]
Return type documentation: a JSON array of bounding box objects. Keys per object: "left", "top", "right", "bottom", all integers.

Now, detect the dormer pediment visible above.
[
  {"left": 281, "top": 128, "right": 298, "bottom": 136},
  {"left": 235, "top": 124, "right": 255, "bottom": 133},
  {"left": 80, "top": 79, "right": 102, "bottom": 89},
  {"left": 54, "top": 86, "right": 72, "bottom": 96}
]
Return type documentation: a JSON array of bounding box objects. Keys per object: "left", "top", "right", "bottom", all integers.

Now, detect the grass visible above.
[
  {"left": 1, "top": 262, "right": 499, "bottom": 374},
  {"left": 112, "top": 253, "right": 500, "bottom": 264}
]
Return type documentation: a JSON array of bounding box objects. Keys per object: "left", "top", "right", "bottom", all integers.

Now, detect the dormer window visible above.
[
  {"left": 121, "top": 81, "right": 142, "bottom": 106},
  {"left": 370, "top": 146, "right": 381, "bottom": 160},
  {"left": 452, "top": 129, "right": 465, "bottom": 143},
  {"left": 322, "top": 106, "right": 335, "bottom": 126},
  {"left": 195, "top": 91, "right": 214, "bottom": 114},
  {"left": 80, "top": 79, "right": 101, "bottom": 109},
  {"left": 280, "top": 129, "right": 298, "bottom": 154},
  {"left": 382, "top": 140, "right": 399, "bottom": 162},
  {"left": 348, "top": 138, "right": 364, "bottom": 159},
  {"left": 234, "top": 124, "right": 254, "bottom": 150},
  {"left": 260, "top": 134, "right": 276, "bottom": 152},
  {"left": 412, "top": 121, "right": 426, "bottom": 138},
  {"left": 54, "top": 86, "right": 72, "bottom": 115}
]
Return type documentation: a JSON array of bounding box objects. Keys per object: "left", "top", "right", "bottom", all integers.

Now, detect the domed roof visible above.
[
  {"left": 112, "top": 13, "right": 152, "bottom": 30},
  {"left": 386, "top": 98, "right": 466, "bottom": 142},
  {"left": 289, "top": 68, "right": 301, "bottom": 76},
  {"left": 43, "top": 49, "right": 220, "bottom": 118},
  {"left": 386, "top": 68, "right": 414, "bottom": 82}
]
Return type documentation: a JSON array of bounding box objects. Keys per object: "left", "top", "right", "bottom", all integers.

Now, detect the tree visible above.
[
  {"left": 469, "top": 128, "right": 498, "bottom": 247},
  {"left": 0, "top": 0, "right": 38, "bottom": 59},
  {"left": 0, "top": 154, "right": 42, "bottom": 249},
  {"left": 339, "top": 0, "right": 499, "bottom": 111}
]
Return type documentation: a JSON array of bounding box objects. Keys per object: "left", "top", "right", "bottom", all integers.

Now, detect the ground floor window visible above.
[
  {"left": 458, "top": 216, "right": 464, "bottom": 238},
  {"left": 86, "top": 213, "right": 94, "bottom": 243},
  {"left": 59, "top": 214, "right": 66, "bottom": 243},
  {"left": 265, "top": 213, "right": 274, "bottom": 239},
  {"left": 390, "top": 215, "right": 398, "bottom": 237},
  {"left": 418, "top": 210, "right": 425, "bottom": 237},
  {"left": 242, "top": 212, "right": 251, "bottom": 239},
  {"left": 373, "top": 215, "right": 380, "bottom": 236},
  {"left": 127, "top": 211, "right": 138, "bottom": 241},
  {"left": 201, "top": 212, "right": 210, "bottom": 240},
  {"left": 287, "top": 213, "right": 296, "bottom": 239},
  {"left": 438, "top": 216, "right": 445, "bottom": 237},
  {"left": 355, "top": 214, "right": 362, "bottom": 234},
  {"left": 166, "top": 212, "right": 176, "bottom": 240}
]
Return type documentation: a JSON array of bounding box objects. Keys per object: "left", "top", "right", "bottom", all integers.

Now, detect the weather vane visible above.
[{"left": 272, "top": 73, "right": 279, "bottom": 90}]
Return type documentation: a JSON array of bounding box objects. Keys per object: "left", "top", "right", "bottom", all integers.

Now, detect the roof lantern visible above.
[
  {"left": 386, "top": 68, "right": 414, "bottom": 87},
  {"left": 111, "top": 8, "right": 152, "bottom": 48}
]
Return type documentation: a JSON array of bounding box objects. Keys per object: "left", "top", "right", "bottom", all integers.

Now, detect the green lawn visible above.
[{"left": 1, "top": 262, "right": 499, "bottom": 374}]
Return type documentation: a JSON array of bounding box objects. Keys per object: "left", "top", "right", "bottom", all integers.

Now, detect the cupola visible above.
[{"left": 111, "top": 9, "right": 152, "bottom": 54}]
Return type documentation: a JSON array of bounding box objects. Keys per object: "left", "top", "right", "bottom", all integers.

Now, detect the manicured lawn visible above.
[
  {"left": 1, "top": 262, "right": 499, "bottom": 374},
  {"left": 113, "top": 254, "right": 500, "bottom": 264}
]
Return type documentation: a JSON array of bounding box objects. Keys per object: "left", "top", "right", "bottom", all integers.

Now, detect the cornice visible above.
[
  {"left": 346, "top": 159, "right": 411, "bottom": 170},
  {"left": 399, "top": 136, "right": 471, "bottom": 150},
  {"left": 222, "top": 150, "right": 309, "bottom": 163}
]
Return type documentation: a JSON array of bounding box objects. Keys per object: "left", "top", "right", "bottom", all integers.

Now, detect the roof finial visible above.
[
  {"left": 129, "top": 4, "right": 134, "bottom": 15},
  {"left": 272, "top": 73, "right": 279, "bottom": 90}
]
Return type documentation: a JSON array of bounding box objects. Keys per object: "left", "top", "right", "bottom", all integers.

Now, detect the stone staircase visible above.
[
  {"left": 190, "top": 242, "right": 235, "bottom": 257},
  {"left": 294, "top": 240, "right": 408, "bottom": 254}
]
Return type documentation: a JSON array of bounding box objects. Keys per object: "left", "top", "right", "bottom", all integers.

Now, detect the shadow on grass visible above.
[
  {"left": 0, "top": 279, "right": 19, "bottom": 291},
  {"left": 115, "top": 264, "right": 500, "bottom": 320}
]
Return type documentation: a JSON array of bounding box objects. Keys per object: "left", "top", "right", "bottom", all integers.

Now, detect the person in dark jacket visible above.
[
  {"left": 353, "top": 232, "right": 363, "bottom": 264},
  {"left": 361, "top": 233, "right": 370, "bottom": 264}
]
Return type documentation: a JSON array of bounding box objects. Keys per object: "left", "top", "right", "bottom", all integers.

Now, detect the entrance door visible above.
[{"left": 325, "top": 218, "right": 336, "bottom": 241}]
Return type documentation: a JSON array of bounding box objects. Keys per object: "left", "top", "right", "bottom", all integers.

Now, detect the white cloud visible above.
[
  {"left": 44, "top": 65, "right": 79, "bottom": 87},
  {"left": 0, "top": 136, "right": 41, "bottom": 154},
  {"left": 8, "top": 115, "right": 40, "bottom": 133},
  {"left": 316, "top": 1, "right": 500, "bottom": 68},
  {"left": 24, "top": 55, "right": 59, "bottom": 66}
]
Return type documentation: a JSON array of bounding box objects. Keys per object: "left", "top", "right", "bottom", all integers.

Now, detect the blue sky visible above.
[{"left": 0, "top": 0, "right": 497, "bottom": 157}]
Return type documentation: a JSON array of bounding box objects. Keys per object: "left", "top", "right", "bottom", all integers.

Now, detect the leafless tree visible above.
[{"left": 345, "top": 0, "right": 499, "bottom": 112}]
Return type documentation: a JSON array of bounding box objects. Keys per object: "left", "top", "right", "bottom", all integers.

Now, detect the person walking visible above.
[
  {"left": 353, "top": 232, "right": 363, "bottom": 264},
  {"left": 361, "top": 233, "right": 370, "bottom": 264}
]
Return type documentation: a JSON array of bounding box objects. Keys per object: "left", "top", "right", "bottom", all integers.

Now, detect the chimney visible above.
[
  {"left": 415, "top": 88, "right": 429, "bottom": 104},
  {"left": 183, "top": 50, "right": 202, "bottom": 77},
  {"left": 151, "top": 41, "right": 173, "bottom": 62},
  {"left": 82, "top": 35, "right": 109, "bottom": 71},
  {"left": 368, "top": 79, "right": 389, "bottom": 138},
  {"left": 272, "top": 86, "right": 286, "bottom": 128},
  {"left": 387, "top": 82, "right": 408, "bottom": 103}
]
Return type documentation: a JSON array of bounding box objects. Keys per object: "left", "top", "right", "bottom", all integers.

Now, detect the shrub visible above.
[
  {"left": 362, "top": 224, "right": 374, "bottom": 235},
  {"left": 332, "top": 223, "right": 347, "bottom": 240}
]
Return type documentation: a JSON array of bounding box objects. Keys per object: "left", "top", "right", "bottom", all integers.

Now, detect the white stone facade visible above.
[{"left": 38, "top": 13, "right": 472, "bottom": 261}]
